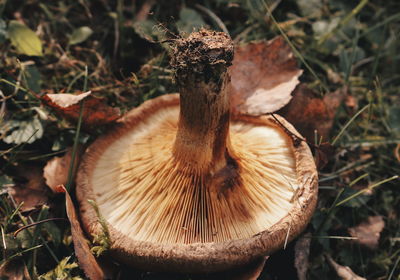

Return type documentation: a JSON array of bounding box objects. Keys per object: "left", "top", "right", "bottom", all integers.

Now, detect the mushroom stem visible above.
[{"left": 172, "top": 30, "right": 234, "bottom": 171}]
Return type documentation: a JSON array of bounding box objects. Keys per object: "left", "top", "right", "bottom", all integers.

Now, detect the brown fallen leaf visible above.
[
  {"left": 278, "top": 85, "right": 346, "bottom": 142},
  {"left": 294, "top": 232, "right": 311, "bottom": 280},
  {"left": 0, "top": 259, "right": 31, "bottom": 280},
  {"left": 7, "top": 164, "right": 50, "bottom": 212},
  {"left": 56, "top": 185, "right": 104, "bottom": 280},
  {"left": 348, "top": 216, "right": 385, "bottom": 249},
  {"left": 229, "top": 36, "right": 302, "bottom": 115},
  {"left": 395, "top": 143, "right": 400, "bottom": 162},
  {"left": 345, "top": 95, "right": 358, "bottom": 111},
  {"left": 41, "top": 91, "right": 120, "bottom": 128},
  {"left": 135, "top": 0, "right": 156, "bottom": 21},
  {"left": 326, "top": 255, "right": 366, "bottom": 280},
  {"left": 43, "top": 146, "right": 83, "bottom": 192}
]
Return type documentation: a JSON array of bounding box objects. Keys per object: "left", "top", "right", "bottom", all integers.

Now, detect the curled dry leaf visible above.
[
  {"left": 7, "top": 164, "right": 50, "bottom": 212},
  {"left": 43, "top": 146, "right": 83, "bottom": 192},
  {"left": 294, "top": 232, "right": 311, "bottom": 280},
  {"left": 348, "top": 216, "right": 385, "bottom": 249},
  {"left": 229, "top": 36, "right": 302, "bottom": 115},
  {"left": 326, "top": 255, "right": 366, "bottom": 280},
  {"left": 395, "top": 143, "right": 400, "bottom": 162},
  {"left": 44, "top": 91, "right": 91, "bottom": 107},
  {"left": 0, "top": 259, "right": 31, "bottom": 280},
  {"left": 41, "top": 91, "right": 120, "bottom": 128},
  {"left": 56, "top": 185, "right": 104, "bottom": 280},
  {"left": 278, "top": 85, "right": 346, "bottom": 141}
]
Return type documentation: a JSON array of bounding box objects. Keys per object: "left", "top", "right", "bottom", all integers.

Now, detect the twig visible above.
[
  {"left": 270, "top": 113, "right": 305, "bottom": 147},
  {"left": 13, "top": 218, "right": 67, "bottom": 238}
]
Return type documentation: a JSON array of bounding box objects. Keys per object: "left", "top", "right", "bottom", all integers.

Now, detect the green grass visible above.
[{"left": 1, "top": 0, "right": 399, "bottom": 279}]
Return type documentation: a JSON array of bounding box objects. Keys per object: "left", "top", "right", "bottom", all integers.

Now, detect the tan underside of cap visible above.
[{"left": 91, "top": 105, "right": 299, "bottom": 244}]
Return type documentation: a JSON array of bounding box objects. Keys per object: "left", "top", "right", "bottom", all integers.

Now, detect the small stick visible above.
[
  {"left": 270, "top": 113, "right": 305, "bottom": 147},
  {"left": 13, "top": 218, "right": 67, "bottom": 238}
]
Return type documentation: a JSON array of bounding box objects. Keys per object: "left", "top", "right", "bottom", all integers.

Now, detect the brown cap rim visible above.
[{"left": 76, "top": 94, "right": 318, "bottom": 273}]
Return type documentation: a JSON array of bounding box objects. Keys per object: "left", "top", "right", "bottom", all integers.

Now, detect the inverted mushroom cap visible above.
[{"left": 76, "top": 30, "right": 318, "bottom": 273}]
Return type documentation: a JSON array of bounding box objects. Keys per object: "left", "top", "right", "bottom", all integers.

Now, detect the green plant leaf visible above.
[
  {"left": 312, "top": 18, "right": 340, "bottom": 38},
  {"left": 176, "top": 8, "right": 205, "bottom": 34},
  {"left": 43, "top": 221, "right": 62, "bottom": 247},
  {"left": 3, "top": 116, "right": 44, "bottom": 144},
  {"left": 133, "top": 19, "right": 165, "bottom": 42},
  {"left": 7, "top": 20, "right": 43, "bottom": 56},
  {"left": 388, "top": 106, "right": 400, "bottom": 136},
  {"left": 0, "top": 19, "right": 7, "bottom": 43},
  {"left": 296, "top": 0, "right": 323, "bottom": 18},
  {"left": 24, "top": 64, "right": 41, "bottom": 93},
  {"left": 0, "top": 175, "right": 13, "bottom": 188},
  {"left": 68, "top": 26, "right": 93, "bottom": 45},
  {"left": 39, "top": 257, "right": 83, "bottom": 280}
]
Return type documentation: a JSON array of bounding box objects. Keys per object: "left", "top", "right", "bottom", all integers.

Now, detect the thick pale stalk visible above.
[{"left": 172, "top": 30, "right": 234, "bottom": 171}]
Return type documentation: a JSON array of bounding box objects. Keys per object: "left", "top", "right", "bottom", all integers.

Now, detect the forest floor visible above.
[{"left": 1, "top": 0, "right": 400, "bottom": 279}]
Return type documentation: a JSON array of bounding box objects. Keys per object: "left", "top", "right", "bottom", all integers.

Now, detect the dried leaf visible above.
[
  {"left": 43, "top": 147, "right": 83, "bottom": 192},
  {"left": 135, "top": 0, "right": 156, "bottom": 21},
  {"left": 278, "top": 85, "right": 346, "bottom": 141},
  {"left": 7, "top": 165, "right": 50, "bottom": 212},
  {"left": 0, "top": 259, "right": 31, "bottom": 280},
  {"left": 326, "top": 255, "right": 366, "bottom": 280},
  {"left": 348, "top": 216, "right": 385, "bottom": 249},
  {"left": 41, "top": 91, "right": 120, "bottom": 128},
  {"left": 3, "top": 116, "right": 44, "bottom": 145},
  {"left": 229, "top": 36, "right": 302, "bottom": 115},
  {"left": 395, "top": 143, "right": 400, "bottom": 162},
  {"left": 0, "top": 90, "right": 6, "bottom": 121},
  {"left": 294, "top": 232, "right": 311, "bottom": 280},
  {"left": 56, "top": 185, "right": 104, "bottom": 280},
  {"left": 44, "top": 91, "right": 91, "bottom": 108},
  {"left": 345, "top": 95, "right": 357, "bottom": 111}
]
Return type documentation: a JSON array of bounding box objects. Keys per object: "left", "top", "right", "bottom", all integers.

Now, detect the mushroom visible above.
[{"left": 76, "top": 30, "right": 318, "bottom": 273}]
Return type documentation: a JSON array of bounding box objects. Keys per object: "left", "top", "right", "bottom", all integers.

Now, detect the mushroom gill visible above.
[
  {"left": 76, "top": 29, "right": 318, "bottom": 272},
  {"left": 91, "top": 104, "right": 298, "bottom": 244}
]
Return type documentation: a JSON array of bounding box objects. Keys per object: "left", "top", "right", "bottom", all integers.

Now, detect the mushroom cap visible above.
[{"left": 76, "top": 94, "right": 318, "bottom": 273}]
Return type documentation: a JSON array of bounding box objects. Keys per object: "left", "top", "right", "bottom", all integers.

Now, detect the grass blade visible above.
[
  {"left": 332, "top": 104, "right": 370, "bottom": 145},
  {"left": 335, "top": 175, "right": 399, "bottom": 207}
]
